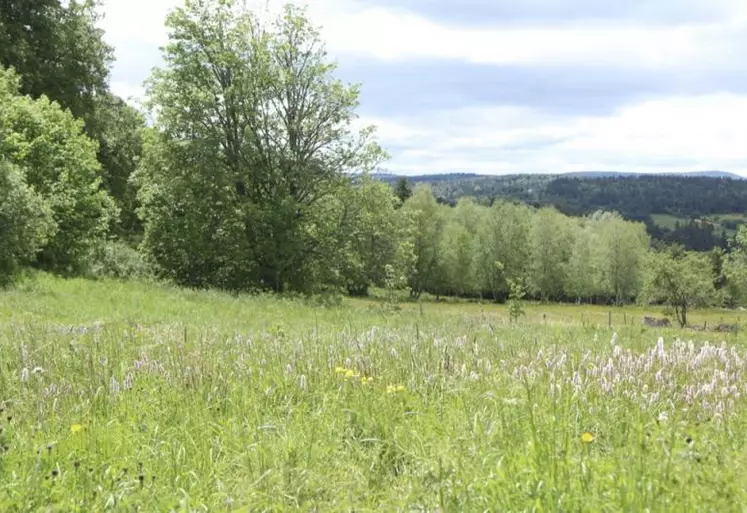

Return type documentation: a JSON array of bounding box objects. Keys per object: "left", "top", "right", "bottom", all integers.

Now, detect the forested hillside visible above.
[{"left": 383, "top": 173, "right": 747, "bottom": 250}]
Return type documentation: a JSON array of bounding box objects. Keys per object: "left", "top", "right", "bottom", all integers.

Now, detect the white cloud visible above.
[
  {"left": 303, "top": 0, "right": 745, "bottom": 69},
  {"left": 101, "top": 0, "right": 745, "bottom": 80},
  {"left": 100, "top": 0, "right": 179, "bottom": 47},
  {"left": 562, "top": 94, "right": 747, "bottom": 168},
  {"left": 368, "top": 94, "right": 747, "bottom": 175},
  {"left": 109, "top": 81, "right": 146, "bottom": 103}
]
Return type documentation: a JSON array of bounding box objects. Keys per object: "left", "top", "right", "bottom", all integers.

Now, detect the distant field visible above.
[
  {"left": 650, "top": 213, "right": 684, "bottom": 231},
  {"left": 2, "top": 275, "right": 747, "bottom": 510},
  {"left": 650, "top": 212, "right": 747, "bottom": 236},
  {"left": 708, "top": 213, "right": 747, "bottom": 236}
]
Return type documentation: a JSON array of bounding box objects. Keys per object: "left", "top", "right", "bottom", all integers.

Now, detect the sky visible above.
[{"left": 100, "top": 0, "right": 747, "bottom": 176}]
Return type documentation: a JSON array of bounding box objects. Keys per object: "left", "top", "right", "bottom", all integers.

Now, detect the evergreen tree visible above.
[{"left": 394, "top": 177, "right": 413, "bottom": 204}]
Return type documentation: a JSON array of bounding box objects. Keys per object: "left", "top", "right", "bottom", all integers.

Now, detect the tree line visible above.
[
  {"left": 3, "top": 0, "right": 747, "bottom": 319},
  {"left": 391, "top": 173, "right": 747, "bottom": 251}
]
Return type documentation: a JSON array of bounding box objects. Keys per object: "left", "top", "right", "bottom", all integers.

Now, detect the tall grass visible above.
[{"left": 1, "top": 274, "right": 746, "bottom": 511}]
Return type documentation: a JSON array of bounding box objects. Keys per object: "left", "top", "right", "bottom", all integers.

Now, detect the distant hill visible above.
[
  {"left": 561, "top": 170, "right": 745, "bottom": 180},
  {"left": 683, "top": 171, "right": 746, "bottom": 179},
  {"left": 376, "top": 170, "right": 745, "bottom": 182},
  {"left": 377, "top": 171, "right": 747, "bottom": 251}
]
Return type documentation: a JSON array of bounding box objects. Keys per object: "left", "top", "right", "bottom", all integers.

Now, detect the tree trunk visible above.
[{"left": 676, "top": 303, "right": 687, "bottom": 327}]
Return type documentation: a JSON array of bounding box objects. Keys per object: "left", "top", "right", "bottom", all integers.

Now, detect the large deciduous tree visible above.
[{"left": 136, "top": 0, "right": 384, "bottom": 292}]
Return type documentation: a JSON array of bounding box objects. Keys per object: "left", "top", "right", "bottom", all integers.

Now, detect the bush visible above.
[
  {"left": 86, "top": 240, "right": 153, "bottom": 281},
  {"left": 0, "top": 161, "right": 55, "bottom": 286},
  {"left": 0, "top": 66, "right": 117, "bottom": 275}
]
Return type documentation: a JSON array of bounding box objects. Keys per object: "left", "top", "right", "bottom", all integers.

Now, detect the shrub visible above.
[
  {"left": 86, "top": 240, "right": 153, "bottom": 281},
  {"left": 0, "top": 66, "right": 117, "bottom": 275},
  {"left": 0, "top": 161, "right": 55, "bottom": 286}
]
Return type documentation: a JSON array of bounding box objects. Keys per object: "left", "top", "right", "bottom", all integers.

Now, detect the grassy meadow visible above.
[{"left": 2, "top": 275, "right": 747, "bottom": 511}]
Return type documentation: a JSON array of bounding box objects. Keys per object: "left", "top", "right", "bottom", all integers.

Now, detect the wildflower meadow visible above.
[{"left": 2, "top": 275, "right": 747, "bottom": 511}]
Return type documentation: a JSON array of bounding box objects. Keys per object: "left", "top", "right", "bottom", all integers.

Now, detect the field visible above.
[
  {"left": 651, "top": 212, "right": 747, "bottom": 237},
  {"left": 2, "top": 275, "right": 747, "bottom": 511}
]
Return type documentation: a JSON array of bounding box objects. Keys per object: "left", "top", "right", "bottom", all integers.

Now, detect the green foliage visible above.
[
  {"left": 476, "top": 201, "right": 532, "bottom": 301},
  {"left": 393, "top": 176, "right": 412, "bottom": 204},
  {"left": 86, "top": 240, "right": 153, "bottom": 281},
  {"left": 592, "top": 211, "right": 650, "bottom": 304},
  {"left": 0, "top": 161, "right": 55, "bottom": 285},
  {"left": 439, "top": 219, "right": 476, "bottom": 296},
  {"left": 85, "top": 94, "right": 145, "bottom": 239},
  {"left": 436, "top": 198, "right": 480, "bottom": 297},
  {"left": 0, "top": 0, "right": 143, "bottom": 242},
  {"left": 723, "top": 226, "right": 747, "bottom": 306},
  {"left": 0, "top": 0, "right": 113, "bottom": 121},
  {"left": 137, "top": 1, "right": 385, "bottom": 293},
  {"left": 566, "top": 219, "right": 598, "bottom": 302},
  {"left": 641, "top": 248, "right": 718, "bottom": 327},
  {"left": 383, "top": 173, "right": 747, "bottom": 251},
  {"left": 528, "top": 208, "right": 573, "bottom": 301},
  {"left": 382, "top": 241, "right": 416, "bottom": 307},
  {"left": 0, "top": 67, "right": 117, "bottom": 274},
  {"left": 336, "top": 177, "right": 404, "bottom": 295},
  {"left": 134, "top": 128, "right": 258, "bottom": 289},
  {"left": 401, "top": 185, "right": 446, "bottom": 298}
]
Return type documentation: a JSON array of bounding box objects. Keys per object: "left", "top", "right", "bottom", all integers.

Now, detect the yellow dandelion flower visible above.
[
  {"left": 360, "top": 376, "right": 374, "bottom": 385},
  {"left": 344, "top": 369, "right": 356, "bottom": 379},
  {"left": 580, "top": 431, "right": 595, "bottom": 444},
  {"left": 335, "top": 367, "right": 346, "bottom": 374},
  {"left": 70, "top": 424, "right": 83, "bottom": 434},
  {"left": 386, "top": 384, "right": 405, "bottom": 394}
]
